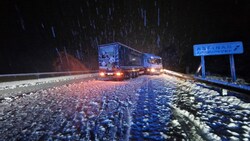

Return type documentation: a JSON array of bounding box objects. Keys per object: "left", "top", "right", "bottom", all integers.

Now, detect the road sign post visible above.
[
  {"left": 193, "top": 41, "right": 243, "bottom": 82},
  {"left": 229, "top": 54, "right": 236, "bottom": 82},
  {"left": 201, "top": 56, "right": 206, "bottom": 79}
]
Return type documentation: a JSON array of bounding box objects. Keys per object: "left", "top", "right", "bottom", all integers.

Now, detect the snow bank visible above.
[{"left": 173, "top": 78, "right": 250, "bottom": 141}]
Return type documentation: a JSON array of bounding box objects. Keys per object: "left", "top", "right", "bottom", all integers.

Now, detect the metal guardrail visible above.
[
  {"left": 0, "top": 70, "right": 98, "bottom": 77},
  {"left": 0, "top": 70, "right": 98, "bottom": 82},
  {"left": 163, "top": 69, "right": 250, "bottom": 94}
]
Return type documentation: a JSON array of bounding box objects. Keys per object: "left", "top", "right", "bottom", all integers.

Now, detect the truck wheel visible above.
[
  {"left": 126, "top": 73, "right": 129, "bottom": 79},
  {"left": 130, "top": 72, "right": 133, "bottom": 78},
  {"left": 116, "top": 78, "right": 124, "bottom": 81}
]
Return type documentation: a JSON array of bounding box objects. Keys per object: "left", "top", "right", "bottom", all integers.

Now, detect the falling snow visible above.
[
  {"left": 2, "top": 0, "right": 249, "bottom": 75},
  {"left": 144, "top": 10, "right": 147, "bottom": 27},
  {"left": 51, "top": 26, "right": 56, "bottom": 38},
  {"left": 158, "top": 8, "right": 160, "bottom": 26}
]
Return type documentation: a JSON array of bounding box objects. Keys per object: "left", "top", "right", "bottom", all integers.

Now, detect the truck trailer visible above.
[{"left": 98, "top": 42, "right": 144, "bottom": 80}]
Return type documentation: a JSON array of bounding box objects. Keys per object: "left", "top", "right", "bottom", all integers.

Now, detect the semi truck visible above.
[
  {"left": 98, "top": 42, "right": 145, "bottom": 80},
  {"left": 143, "top": 53, "right": 163, "bottom": 74}
]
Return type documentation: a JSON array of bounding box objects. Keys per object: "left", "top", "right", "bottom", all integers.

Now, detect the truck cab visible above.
[{"left": 143, "top": 53, "right": 163, "bottom": 75}]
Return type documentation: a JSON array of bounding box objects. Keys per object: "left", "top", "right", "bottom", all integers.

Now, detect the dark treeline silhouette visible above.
[{"left": 1, "top": 0, "right": 250, "bottom": 81}]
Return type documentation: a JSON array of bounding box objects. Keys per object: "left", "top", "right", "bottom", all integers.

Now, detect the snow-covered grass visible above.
[
  {"left": 202, "top": 75, "right": 250, "bottom": 86},
  {"left": 172, "top": 78, "right": 250, "bottom": 141},
  {"left": 164, "top": 69, "right": 250, "bottom": 92},
  {"left": 194, "top": 76, "right": 250, "bottom": 92}
]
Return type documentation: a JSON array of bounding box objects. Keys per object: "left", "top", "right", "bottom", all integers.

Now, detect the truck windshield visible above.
[{"left": 148, "top": 58, "right": 162, "bottom": 64}]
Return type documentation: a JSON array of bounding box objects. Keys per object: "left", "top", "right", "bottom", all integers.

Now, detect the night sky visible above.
[{"left": 1, "top": 0, "right": 250, "bottom": 81}]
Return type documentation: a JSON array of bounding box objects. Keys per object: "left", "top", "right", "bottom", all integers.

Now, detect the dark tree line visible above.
[{"left": 1, "top": 0, "right": 250, "bottom": 81}]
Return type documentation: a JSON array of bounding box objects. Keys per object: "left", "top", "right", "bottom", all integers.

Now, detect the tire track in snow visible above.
[{"left": 130, "top": 76, "right": 175, "bottom": 141}]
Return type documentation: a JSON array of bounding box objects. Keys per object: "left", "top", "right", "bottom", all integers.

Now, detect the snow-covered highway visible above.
[{"left": 0, "top": 74, "right": 249, "bottom": 140}]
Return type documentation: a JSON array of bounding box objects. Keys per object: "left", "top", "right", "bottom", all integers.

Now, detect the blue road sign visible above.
[{"left": 193, "top": 41, "right": 243, "bottom": 56}]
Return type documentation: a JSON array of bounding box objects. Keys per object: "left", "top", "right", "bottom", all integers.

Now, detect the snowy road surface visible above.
[{"left": 0, "top": 74, "right": 250, "bottom": 141}]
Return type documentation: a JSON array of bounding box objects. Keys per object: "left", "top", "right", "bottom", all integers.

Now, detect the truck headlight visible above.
[
  {"left": 116, "top": 72, "right": 123, "bottom": 76},
  {"left": 99, "top": 72, "right": 105, "bottom": 77},
  {"left": 151, "top": 68, "right": 155, "bottom": 72}
]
